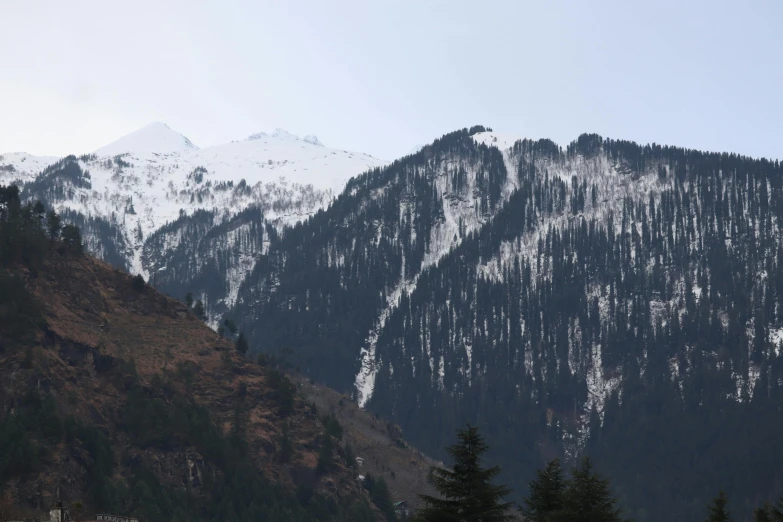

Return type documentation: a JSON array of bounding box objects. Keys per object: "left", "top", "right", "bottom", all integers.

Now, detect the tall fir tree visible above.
[
  {"left": 705, "top": 492, "right": 732, "bottom": 522},
  {"left": 520, "top": 459, "right": 566, "bottom": 521},
  {"left": 416, "top": 424, "right": 513, "bottom": 522},
  {"left": 561, "top": 457, "right": 623, "bottom": 522},
  {"left": 754, "top": 499, "right": 783, "bottom": 522}
]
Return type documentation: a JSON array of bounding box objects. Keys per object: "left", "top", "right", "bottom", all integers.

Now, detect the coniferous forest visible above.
[{"left": 231, "top": 128, "right": 783, "bottom": 520}]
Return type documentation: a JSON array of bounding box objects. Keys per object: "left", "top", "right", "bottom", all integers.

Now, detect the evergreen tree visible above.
[
  {"left": 520, "top": 459, "right": 566, "bottom": 521},
  {"left": 704, "top": 491, "right": 732, "bottom": 522},
  {"left": 754, "top": 500, "right": 783, "bottom": 522},
  {"left": 185, "top": 292, "right": 193, "bottom": 308},
  {"left": 416, "top": 424, "right": 513, "bottom": 521},
  {"left": 61, "top": 224, "right": 83, "bottom": 255},
  {"left": 277, "top": 422, "right": 293, "bottom": 463},
  {"left": 193, "top": 299, "right": 205, "bottom": 320},
  {"left": 561, "top": 457, "right": 623, "bottom": 522},
  {"left": 235, "top": 332, "right": 249, "bottom": 355},
  {"left": 224, "top": 318, "right": 238, "bottom": 337},
  {"left": 46, "top": 209, "right": 61, "bottom": 240},
  {"left": 316, "top": 435, "right": 334, "bottom": 475}
]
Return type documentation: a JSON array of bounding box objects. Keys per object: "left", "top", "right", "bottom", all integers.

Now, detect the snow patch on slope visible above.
[
  {"left": 472, "top": 131, "right": 523, "bottom": 151},
  {"left": 355, "top": 135, "right": 521, "bottom": 407}
]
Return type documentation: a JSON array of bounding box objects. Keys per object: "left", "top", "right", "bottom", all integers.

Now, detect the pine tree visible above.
[
  {"left": 561, "top": 457, "right": 623, "bottom": 522},
  {"left": 193, "top": 299, "right": 205, "bottom": 320},
  {"left": 46, "top": 209, "right": 61, "bottom": 240},
  {"left": 276, "top": 422, "right": 293, "bottom": 464},
  {"left": 705, "top": 491, "right": 732, "bottom": 522},
  {"left": 61, "top": 224, "right": 83, "bottom": 255},
  {"left": 416, "top": 424, "right": 513, "bottom": 521},
  {"left": 520, "top": 459, "right": 566, "bottom": 521},
  {"left": 235, "top": 332, "right": 249, "bottom": 355}
]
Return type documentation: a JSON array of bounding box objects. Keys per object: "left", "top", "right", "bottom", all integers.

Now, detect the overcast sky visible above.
[{"left": 1, "top": 0, "right": 781, "bottom": 160}]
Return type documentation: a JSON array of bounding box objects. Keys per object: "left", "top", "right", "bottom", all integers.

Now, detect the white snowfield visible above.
[
  {"left": 96, "top": 122, "right": 198, "bottom": 156},
  {"left": 0, "top": 122, "right": 386, "bottom": 274},
  {"left": 0, "top": 152, "right": 60, "bottom": 184}
]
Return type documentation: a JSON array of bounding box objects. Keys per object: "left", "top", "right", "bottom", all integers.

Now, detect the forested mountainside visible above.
[
  {"left": 0, "top": 123, "right": 385, "bottom": 325},
  {"left": 8, "top": 123, "right": 783, "bottom": 520},
  {"left": 232, "top": 127, "right": 783, "bottom": 521},
  {"left": 0, "top": 186, "right": 436, "bottom": 522}
]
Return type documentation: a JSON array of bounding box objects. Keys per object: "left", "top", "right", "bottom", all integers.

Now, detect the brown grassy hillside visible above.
[{"left": 0, "top": 250, "right": 437, "bottom": 521}]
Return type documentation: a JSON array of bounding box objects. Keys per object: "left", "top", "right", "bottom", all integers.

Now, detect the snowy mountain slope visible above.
[
  {"left": 95, "top": 121, "right": 198, "bottom": 156},
  {"left": 355, "top": 130, "right": 523, "bottom": 406},
  {"left": 0, "top": 152, "right": 60, "bottom": 184},
  {"left": 1, "top": 122, "right": 386, "bottom": 324}
]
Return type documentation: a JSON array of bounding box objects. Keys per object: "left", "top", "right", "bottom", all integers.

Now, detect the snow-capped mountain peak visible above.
[
  {"left": 3, "top": 121, "right": 387, "bottom": 286},
  {"left": 303, "top": 135, "right": 323, "bottom": 146},
  {"left": 95, "top": 122, "right": 198, "bottom": 157},
  {"left": 245, "top": 128, "right": 323, "bottom": 146}
]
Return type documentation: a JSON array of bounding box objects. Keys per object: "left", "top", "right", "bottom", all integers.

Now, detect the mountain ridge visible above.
[{"left": 0, "top": 122, "right": 387, "bottom": 324}]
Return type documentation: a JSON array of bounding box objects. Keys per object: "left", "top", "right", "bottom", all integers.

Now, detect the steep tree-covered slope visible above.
[
  {"left": 232, "top": 128, "right": 783, "bottom": 521},
  {"left": 0, "top": 187, "right": 436, "bottom": 521}
]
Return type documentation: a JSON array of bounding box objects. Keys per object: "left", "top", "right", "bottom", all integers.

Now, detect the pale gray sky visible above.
[{"left": 1, "top": 0, "right": 781, "bottom": 160}]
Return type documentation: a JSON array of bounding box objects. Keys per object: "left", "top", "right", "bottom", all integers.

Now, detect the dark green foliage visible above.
[
  {"left": 111, "top": 361, "right": 364, "bottom": 521},
  {"left": 235, "top": 331, "right": 249, "bottom": 355},
  {"left": 417, "top": 424, "right": 513, "bottom": 521},
  {"left": 705, "top": 492, "right": 733, "bottom": 522},
  {"left": 176, "top": 360, "right": 196, "bottom": 392},
  {"left": 63, "top": 418, "right": 115, "bottom": 509},
  {"left": 321, "top": 412, "right": 344, "bottom": 440},
  {"left": 0, "top": 271, "right": 42, "bottom": 338},
  {"left": 0, "top": 389, "right": 62, "bottom": 486},
  {"left": 316, "top": 434, "right": 335, "bottom": 475},
  {"left": 344, "top": 441, "right": 355, "bottom": 468},
  {"left": 46, "top": 209, "right": 61, "bottom": 240},
  {"left": 265, "top": 367, "right": 296, "bottom": 416},
  {"left": 277, "top": 422, "right": 293, "bottom": 463},
  {"left": 755, "top": 500, "right": 783, "bottom": 522},
  {"left": 561, "top": 458, "right": 623, "bottom": 522},
  {"left": 223, "top": 318, "right": 238, "bottom": 337},
  {"left": 1, "top": 184, "right": 49, "bottom": 267},
  {"left": 61, "top": 224, "right": 83, "bottom": 255},
  {"left": 468, "top": 125, "right": 492, "bottom": 135},
  {"left": 59, "top": 208, "right": 131, "bottom": 271},
  {"left": 363, "top": 474, "right": 397, "bottom": 521},
  {"left": 131, "top": 274, "right": 146, "bottom": 292},
  {"left": 185, "top": 292, "right": 193, "bottom": 308},
  {"left": 705, "top": 491, "right": 732, "bottom": 522},
  {"left": 193, "top": 299, "right": 205, "bottom": 320},
  {"left": 520, "top": 459, "right": 566, "bottom": 521}
]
